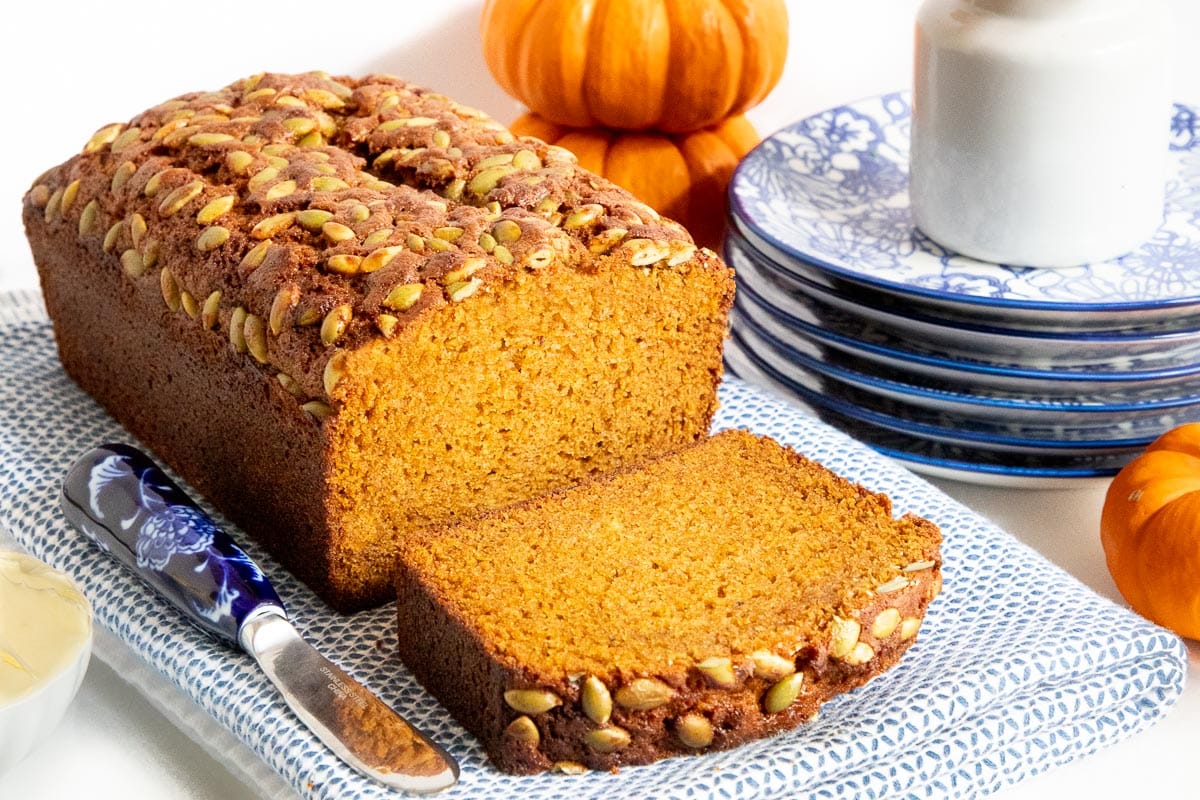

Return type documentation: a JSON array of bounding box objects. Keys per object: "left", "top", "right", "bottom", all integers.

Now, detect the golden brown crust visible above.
[
  {"left": 23, "top": 72, "right": 734, "bottom": 610},
  {"left": 23, "top": 71, "right": 704, "bottom": 403},
  {"left": 395, "top": 430, "right": 943, "bottom": 774}
]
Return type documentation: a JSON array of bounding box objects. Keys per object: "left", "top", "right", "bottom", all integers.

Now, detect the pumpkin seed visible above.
[
  {"left": 197, "top": 196, "right": 235, "bottom": 224},
  {"left": 903, "top": 560, "right": 937, "bottom": 572},
  {"left": 120, "top": 248, "right": 145, "bottom": 277},
  {"left": 195, "top": 226, "right": 230, "bottom": 252},
  {"left": 180, "top": 291, "right": 199, "bottom": 319},
  {"left": 843, "top": 642, "right": 875, "bottom": 666},
  {"left": 282, "top": 117, "right": 316, "bottom": 136},
  {"left": 188, "top": 132, "right": 235, "bottom": 147},
  {"left": 241, "top": 240, "right": 273, "bottom": 272},
  {"left": 581, "top": 676, "right": 612, "bottom": 725},
  {"left": 130, "top": 213, "right": 148, "bottom": 248},
  {"left": 614, "top": 678, "right": 673, "bottom": 711},
  {"left": 297, "top": 209, "right": 334, "bottom": 231},
  {"left": 667, "top": 243, "right": 697, "bottom": 266},
  {"left": 589, "top": 227, "right": 628, "bottom": 255},
  {"left": 876, "top": 576, "right": 910, "bottom": 594},
  {"left": 320, "top": 304, "right": 352, "bottom": 345},
  {"left": 302, "top": 400, "right": 333, "bottom": 419},
  {"left": 442, "top": 257, "right": 485, "bottom": 285},
  {"left": 103, "top": 221, "right": 124, "bottom": 253},
  {"left": 675, "top": 714, "right": 714, "bottom": 749},
  {"left": 160, "top": 268, "right": 181, "bottom": 312},
  {"left": 327, "top": 254, "right": 362, "bottom": 275},
  {"left": 111, "top": 161, "right": 137, "bottom": 194},
  {"left": 524, "top": 248, "right": 554, "bottom": 270},
  {"left": 492, "top": 244, "right": 514, "bottom": 265},
  {"left": 375, "top": 313, "right": 399, "bottom": 337},
  {"left": 276, "top": 372, "right": 305, "bottom": 398},
  {"left": 43, "top": 188, "right": 63, "bottom": 223},
  {"left": 512, "top": 148, "right": 541, "bottom": 171},
  {"left": 229, "top": 306, "right": 248, "bottom": 352},
  {"left": 504, "top": 716, "right": 539, "bottom": 746},
  {"left": 84, "top": 123, "right": 123, "bottom": 152},
  {"left": 626, "top": 238, "right": 671, "bottom": 266},
  {"left": 60, "top": 180, "right": 81, "bottom": 214},
  {"left": 749, "top": 651, "right": 795, "bottom": 682},
  {"left": 311, "top": 176, "right": 349, "bottom": 192},
  {"left": 363, "top": 228, "right": 393, "bottom": 249},
  {"left": 250, "top": 213, "right": 295, "bottom": 239},
  {"left": 323, "top": 350, "right": 348, "bottom": 397},
  {"left": 201, "top": 291, "right": 222, "bottom": 329},
  {"left": 269, "top": 286, "right": 299, "bottom": 335},
  {"left": 304, "top": 88, "right": 345, "bottom": 110},
  {"left": 763, "top": 672, "right": 804, "bottom": 714},
  {"left": 467, "top": 165, "right": 517, "bottom": 196},
  {"left": 584, "top": 726, "right": 631, "bottom": 753},
  {"left": 695, "top": 657, "right": 736, "bottom": 689},
  {"left": 78, "top": 200, "right": 101, "bottom": 236},
  {"left": 264, "top": 180, "right": 298, "bottom": 200},
  {"left": 143, "top": 170, "right": 169, "bottom": 198},
  {"left": 322, "top": 221, "right": 356, "bottom": 243},
  {"left": 446, "top": 278, "right": 481, "bottom": 302},
  {"left": 503, "top": 689, "right": 561, "bottom": 715},
  {"left": 247, "top": 166, "right": 280, "bottom": 193},
  {"left": 383, "top": 283, "right": 423, "bottom": 312},
  {"left": 564, "top": 204, "right": 603, "bottom": 229},
  {"left": 492, "top": 219, "right": 521, "bottom": 243},
  {"left": 551, "top": 761, "right": 586, "bottom": 775},
  {"left": 829, "top": 616, "right": 861, "bottom": 659},
  {"left": 158, "top": 181, "right": 204, "bottom": 217},
  {"left": 871, "top": 608, "right": 902, "bottom": 639},
  {"left": 362, "top": 246, "right": 403, "bottom": 273},
  {"left": 111, "top": 127, "right": 142, "bottom": 152},
  {"left": 141, "top": 240, "right": 161, "bottom": 269}
]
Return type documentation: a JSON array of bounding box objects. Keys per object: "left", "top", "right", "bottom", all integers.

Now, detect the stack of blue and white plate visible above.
[{"left": 724, "top": 92, "right": 1200, "bottom": 486}]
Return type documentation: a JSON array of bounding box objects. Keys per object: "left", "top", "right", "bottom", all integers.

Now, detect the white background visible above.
[{"left": 1, "top": 0, "right": 1198, "bottom": 797}]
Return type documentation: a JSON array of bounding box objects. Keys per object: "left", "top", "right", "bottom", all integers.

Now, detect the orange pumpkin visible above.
[
  {"left": 511, "top": 112, "right": 758, "bottom": 250},
  {"left": 1101, "top": 423, "right": 1200, "bottom": 639},
  {"left": 481, "top": 0, "right": 788, "bottom": 133}
]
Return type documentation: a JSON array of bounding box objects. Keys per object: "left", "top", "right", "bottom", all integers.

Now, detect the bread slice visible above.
[
  {"left": 23, "top": 72, "right": 733, "bottom": 610},
  {"left": 395, "top": 429, "right": 942, "bottom": 774}
]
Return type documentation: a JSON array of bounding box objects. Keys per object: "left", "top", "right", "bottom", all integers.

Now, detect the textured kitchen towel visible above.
[{"left": 0, "top": 290, "right": 1186, "bottom": 800}]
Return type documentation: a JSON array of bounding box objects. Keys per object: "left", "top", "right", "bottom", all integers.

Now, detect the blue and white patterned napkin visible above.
[{"left": 0, "top": 291, "right": 1185, "bottom": 800}]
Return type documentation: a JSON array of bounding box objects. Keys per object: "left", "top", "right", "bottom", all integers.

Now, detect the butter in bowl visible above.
[{"left": 0, "top": 550, "right": 93, "bottom": 774}]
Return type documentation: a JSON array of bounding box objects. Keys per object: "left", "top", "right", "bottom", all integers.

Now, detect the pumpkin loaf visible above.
[
  {"left": 394, "top": 429, "right": 943, "bottom": 774},
  {"left": 22, "top": 71, "right": 735, "bottom": 611}
]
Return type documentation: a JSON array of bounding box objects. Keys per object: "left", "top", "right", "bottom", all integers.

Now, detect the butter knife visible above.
[{"left": 60, "top": 443, "right": 459, "bottom": 794}]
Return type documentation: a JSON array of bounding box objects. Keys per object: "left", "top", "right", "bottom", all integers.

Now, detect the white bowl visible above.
[{"left": 0, "top": 551, "right": 93, "bottom": 776}]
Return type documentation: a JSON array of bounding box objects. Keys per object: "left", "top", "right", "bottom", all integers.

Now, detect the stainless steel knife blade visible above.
[{"left": 241, "top": 611, "right": 458, "bottom": 794}]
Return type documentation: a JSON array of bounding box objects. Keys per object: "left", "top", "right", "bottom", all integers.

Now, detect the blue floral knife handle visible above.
[{"left": 60, "top": 443, "right": 283, "bottom": 645}]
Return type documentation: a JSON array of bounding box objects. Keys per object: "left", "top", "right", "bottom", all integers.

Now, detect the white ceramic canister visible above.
[{"left": 911, "top": 0, "right": 1172, "bottom": 268}]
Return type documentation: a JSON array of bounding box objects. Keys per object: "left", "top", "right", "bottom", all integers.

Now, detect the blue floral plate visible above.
[
  {"left": 729, "top": 92, "right": 1200, "bottom": 330},
  {"left": 723, "top": 334, "right": 1133, "bottom": 485},
  {"left": 726, "top": 230, "right": 1200, "bottom": 367},
  {"left": 727, "top": 319, "right": 1152, "bottom": 455},
  {"left": 734, "top": 248, "right": 1200, "bottom": 393},
  {"left": 731, "top": 310, "right": 1195, "bottom": 442}
]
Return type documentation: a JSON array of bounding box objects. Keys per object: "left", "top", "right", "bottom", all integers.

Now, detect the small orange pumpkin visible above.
[
  {"left": 1101, "top": 423, "right": 1200, "bottom": 639},
  {"left": 481, "top": 0, "right": 788, "bottom": 133},
  {"left": 511, "top": 112, "right": 758, "bottom": 249}
]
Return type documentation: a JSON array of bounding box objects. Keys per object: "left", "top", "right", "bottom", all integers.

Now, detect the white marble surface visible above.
[{"left": 1, "top": 1, "right": 1196, "bottom": 797}]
